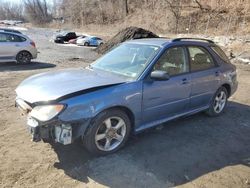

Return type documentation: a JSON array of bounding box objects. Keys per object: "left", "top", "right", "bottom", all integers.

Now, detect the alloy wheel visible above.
[
  {"left": 213, "top": 90, "right": 227, "bottom": 113},
  {"left": 17, "top": 51, "right": 31, "bottom": 64},
  {"left": 95, "top": 116, "right": 126, "bottom": 151}
]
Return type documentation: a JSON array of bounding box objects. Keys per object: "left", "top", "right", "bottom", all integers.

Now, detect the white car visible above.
[
  {"left": 0, "top": 31, "right": 37, "bottom": 64},
  {"left": 76, "top": 36, "right": 103, "bottom": 46}
]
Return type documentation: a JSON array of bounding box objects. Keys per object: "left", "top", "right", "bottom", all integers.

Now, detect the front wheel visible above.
[
  {"left": 83, "top": 109, "right": 131, "bottom": 155},
  {"left": 206, "top": 87, "right": 228, "bottom": 116},
  {"left": 16, "top": 51, "right": 32, "bottom": 64}
]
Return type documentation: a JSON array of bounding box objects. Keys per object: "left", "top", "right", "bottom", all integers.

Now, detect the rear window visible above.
[{"left": 211, "top": 46, "right": 230, "bottom": 63}]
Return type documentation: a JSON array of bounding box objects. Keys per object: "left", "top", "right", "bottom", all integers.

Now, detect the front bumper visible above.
[
  {"left": 15, "top": 98, "right": 90, "bottom": 145},
  {"left": 27, "top": 116, "right": 72, "bottom": 145}
]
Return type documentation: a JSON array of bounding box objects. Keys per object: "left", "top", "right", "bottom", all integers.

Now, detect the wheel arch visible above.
[
  {"left": 81, "top": 105, "right": 135, "bottom": 140},
  {"left": 98, "top": 106, "right": 135, "bottom": 130},
  {"left": 16, "top": 50, "right": 32, "bottom": 58},
  {"left": 221, "top": 83, "right": 231, "bottom": 97}
]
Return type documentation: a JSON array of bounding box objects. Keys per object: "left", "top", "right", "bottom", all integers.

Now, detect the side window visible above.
[
  {"left": 188, "top": 46, "right": 215, "bottom": 71},
  {"left": 1, "top": 33, "right": 22, "bottom": 42},
  {"left": 211, "top": 46, "right": 230, "bottom": 63},
  {"left": 0, "top": 33, "right": 7, "bottom": 42},
  {"left": 154, "top": 47, "right": 189, "bottom": 76}
]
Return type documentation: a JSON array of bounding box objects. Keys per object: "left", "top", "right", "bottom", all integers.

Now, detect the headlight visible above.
[{"left": 30, "top": 104, "right": 65, "bottom": 121}]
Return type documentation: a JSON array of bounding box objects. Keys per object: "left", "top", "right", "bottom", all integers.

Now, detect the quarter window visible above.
[
  {"left": 211, "top": 46, "right": 230, "bottom": 63},
  {"left": 0, "top": 33, "right": 7, "bottom": 42},
  {"left": 188, "top": 46, "right": 215, "bottom": 71},
  {"left": 154, "top": 47, "right": 189, "bottom": 76}
]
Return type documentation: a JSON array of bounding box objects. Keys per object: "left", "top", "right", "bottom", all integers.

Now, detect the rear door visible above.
[{"left": 187, "top": 46, "right": 220, "bottom": 110}]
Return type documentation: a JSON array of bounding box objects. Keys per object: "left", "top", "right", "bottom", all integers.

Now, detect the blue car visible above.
[
  {"left": 15, "top": 38, "right": 238, "bottom": 155},
  {"left": 76, "top": 36, "right": 103, "bottom": 46}
]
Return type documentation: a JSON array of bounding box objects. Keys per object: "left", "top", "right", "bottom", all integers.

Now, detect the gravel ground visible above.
[{"left": 0, "top": 27, "right": 250, "bottom": 188}]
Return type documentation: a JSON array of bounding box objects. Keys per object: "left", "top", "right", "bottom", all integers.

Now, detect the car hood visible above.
[{"left": 16, "top": 68, "right": 127, "bottom": 104}]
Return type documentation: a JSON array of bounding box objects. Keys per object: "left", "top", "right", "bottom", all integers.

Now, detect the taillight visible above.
[{"left": 30, "top": 41, "right": 36, "bottom": 48}]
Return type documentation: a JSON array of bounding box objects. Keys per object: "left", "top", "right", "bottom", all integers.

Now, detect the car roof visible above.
[
  {"left": 125, "top": 38, "right": 215, "bottom": 47},
  {"left": 0, "top": 28, "right": 21, "bottom": 34},
  {"left": 0, "top": 31, "right": 29, "bottom": 39}
]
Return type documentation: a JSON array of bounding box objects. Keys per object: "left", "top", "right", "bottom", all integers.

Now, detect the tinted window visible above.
[
  {"left": 188, "top": 46, "right": 215, "bottom": 71},
  {"left": 67, "top": 32, "right": 76, "bottom": 37},
  {"left": 211, "top": 46, "right": 230, "bottom": 63},
  {"left": 0, "top": 33, "right": 7, "bottom": 42},
  {"left": 154, "top": 47, "right": 189, "bottom": 76},
  {"left": 0, "top": 33, "right": 24, "bottom": 42}
]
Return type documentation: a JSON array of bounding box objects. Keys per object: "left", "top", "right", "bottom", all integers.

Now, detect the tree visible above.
[
  {"left": 24, "top": 0, "right": 52, "bottom": 24},
  {"left": 165, "top": 0, "right": 182, "bottom": 33},
  {"left": 0, "top": 2, "right": 24, "bottom": 20},
  {"left": 124, "top": 0, "right": 129, "bottom": 16}
]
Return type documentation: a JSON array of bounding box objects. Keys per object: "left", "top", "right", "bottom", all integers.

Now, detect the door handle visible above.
[
  {"left": 15, "top": 44, "right": 20, "bottom": 47},
  {"left": 181, "top": 78, "right": 189, "bottom": 84},
  {"left": 215, "top": 71, "right": 220, "bottom": 76}
]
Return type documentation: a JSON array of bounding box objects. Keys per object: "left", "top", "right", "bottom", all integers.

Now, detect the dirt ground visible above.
[{"left": 0, "top": 28, "right": 250, "bottom": 188}]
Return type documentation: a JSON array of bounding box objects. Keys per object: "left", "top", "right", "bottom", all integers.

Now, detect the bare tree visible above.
[
  {"left": 24, "top": 0, "right": 52, "bottom": 24},
  {"left": 0, "top": 2, "right": 24, "bottom": 20},
  {"left": 124, "top": 0, "right": 129, "bottom": 16},
  {"left": 165, "top": 0, "right": 182, "bottom": 33}
]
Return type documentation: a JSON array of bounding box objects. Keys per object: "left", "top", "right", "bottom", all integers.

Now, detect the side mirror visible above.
[{"left": 150, "top": 70, "right": 170, "bottom": 81}]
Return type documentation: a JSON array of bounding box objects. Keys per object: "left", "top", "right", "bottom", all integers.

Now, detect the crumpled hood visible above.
[{"left": 16, "top": 68, "right": 127, "bottom": 103}]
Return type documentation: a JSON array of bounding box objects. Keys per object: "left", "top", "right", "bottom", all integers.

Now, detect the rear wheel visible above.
[
  {"left": 83, "top": 109, "right": 131, "bottom": 155},
  {"left": 206, "top": 87, "right": 228, "bottom": 116},
  {"left": 16, "top": 51, "right": 32, "bottom": 64},
  {"left": 84, "top": 42, "right": 89, "bottom": 46}
]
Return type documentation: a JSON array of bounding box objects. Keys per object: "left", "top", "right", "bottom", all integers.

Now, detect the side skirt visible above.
[{"left": 135, "top": 105, "right": 209, "bottom": 133}]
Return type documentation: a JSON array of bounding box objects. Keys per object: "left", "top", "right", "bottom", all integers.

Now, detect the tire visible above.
[
  {"left": 83, "top": 109, "right": 131, "bottom": 155},
  {"left": 84, "top": 42, "right": 89, "bottom": 46},
  {"left": 16, "top": 51, "right": 32, "bottom": 64},
  {"left": 206, "top": 86, "right": 228, "bottom": 116}
]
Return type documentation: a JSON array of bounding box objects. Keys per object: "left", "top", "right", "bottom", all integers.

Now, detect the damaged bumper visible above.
[
  {"left": 16, "top": 99, "right": 90, "bottom": 145},
  {"left": 27, "top": 116, "right": 72, "bottom": 145}
]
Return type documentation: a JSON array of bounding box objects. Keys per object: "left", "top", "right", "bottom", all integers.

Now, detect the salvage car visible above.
[
  {"left": 0, "top": 31, "right": 37, "bottom": 64},
  {"left": 54, "top": 31, "right": 77, "bottom": 43},
  {"left": 15, "top": 38, "right": 237, "bottom": 155},
  {"left": 76, "top": 36, "right": 103, "bottom": 46}
]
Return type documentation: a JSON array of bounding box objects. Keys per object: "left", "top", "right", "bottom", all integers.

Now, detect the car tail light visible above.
[{"left": 30, "top": 41, "right": 36, "bottom": 48}]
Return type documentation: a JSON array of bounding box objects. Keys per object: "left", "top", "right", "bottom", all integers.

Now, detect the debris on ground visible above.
[
  {"left": 231, "top": 51, "right": 250, "bottom": 64},
  {"left": 95, "top": 26, "right": 159, "bottom": 54}
]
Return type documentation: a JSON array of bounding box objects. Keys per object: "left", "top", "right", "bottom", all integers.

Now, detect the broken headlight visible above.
[{"left": 30, "top": 104, "right": 65, "bottom": 121}]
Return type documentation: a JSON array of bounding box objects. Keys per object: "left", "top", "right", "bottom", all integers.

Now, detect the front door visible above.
[{"left": 142, "top": 46, "right": 191, "bottom": 124}]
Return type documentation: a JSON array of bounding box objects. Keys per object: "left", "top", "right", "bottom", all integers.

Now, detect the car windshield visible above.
[{"left": 91, "top": 43, "right": 160, "bottom": 79}]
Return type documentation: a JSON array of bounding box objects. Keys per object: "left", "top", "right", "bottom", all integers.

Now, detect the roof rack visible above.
[{"left": 172, "top": 38, "right": 214, "bottom": 44}]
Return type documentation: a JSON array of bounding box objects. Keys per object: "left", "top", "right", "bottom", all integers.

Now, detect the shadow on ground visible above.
[
  {"left": 0, "top": 61, "right": 56, "bottom": 72},
  {"left": 52, "top": 101, "right": 250, "bottom": 187}
]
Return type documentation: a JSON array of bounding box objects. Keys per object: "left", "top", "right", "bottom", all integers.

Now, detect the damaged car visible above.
[{"left": 15, "top": 38, "right": 238, "bottom": 155}]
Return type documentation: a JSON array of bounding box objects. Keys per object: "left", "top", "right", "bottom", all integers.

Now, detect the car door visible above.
[
  {"left": 142, "top": 46, "right": 191, "bottom": 124},
  {"left": 0, "top": 32, "right": 19, "bottom": 60},
  {"left": 90, "top": 37, "right": 98, "bottom": 46},
  {"left": 187, "top": 46, "right": 220, "bottom": 110}
]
